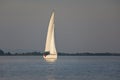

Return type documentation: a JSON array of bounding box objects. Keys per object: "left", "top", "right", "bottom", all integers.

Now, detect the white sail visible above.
[
  {"left": 50, "top": 23, "right": 57, "bottom": 54},
  {"left": 43, "top": 11, "right": 57, "bottom": 62},
  {"left": 45, "top": 12, "right": 55, "bottom": 52}
]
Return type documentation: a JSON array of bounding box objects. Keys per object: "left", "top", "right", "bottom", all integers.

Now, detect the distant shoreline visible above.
[
  {"left": 0, "top": 53, "right": 120, "bottom": 56},
  {"left": 0, "top": 49, "right": 120, "bottom": 56}
]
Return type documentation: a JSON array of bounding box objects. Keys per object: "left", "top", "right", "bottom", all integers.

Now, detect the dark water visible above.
[{"left": 0, "top": 56, "right": 120, "bottom": 80}]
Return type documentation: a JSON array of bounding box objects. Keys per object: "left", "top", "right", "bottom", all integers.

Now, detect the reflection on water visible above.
[
  {"left": 44, "top": 58, "right": 57, "bottom": 63},
  {"left": 0, "top": 56, "right": 120, "bottom": 80},
  {"left": 45, "top": 62, "right": 56, "bottom": 80}
]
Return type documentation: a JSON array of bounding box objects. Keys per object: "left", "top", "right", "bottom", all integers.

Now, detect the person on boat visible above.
[{"left": 43, "top": 52, "right": 50, "bottom": 57}]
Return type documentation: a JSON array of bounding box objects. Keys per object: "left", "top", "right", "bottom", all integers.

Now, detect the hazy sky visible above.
[{"left": 0, "top": 0, "right": 120, "bottom": 53}]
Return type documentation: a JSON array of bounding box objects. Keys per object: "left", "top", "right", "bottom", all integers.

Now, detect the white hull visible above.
[{"left": 43, "top": 54, "right": 57, "bottom": 62}]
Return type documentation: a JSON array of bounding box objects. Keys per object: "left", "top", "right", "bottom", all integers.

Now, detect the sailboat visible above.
[{"left": 43, "top": 11, "right": 57, "bottom": 62}]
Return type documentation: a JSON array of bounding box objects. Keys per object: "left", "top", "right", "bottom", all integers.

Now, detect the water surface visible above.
[{"left": 0, "top": 56, "right": 120, "bottom": 80}]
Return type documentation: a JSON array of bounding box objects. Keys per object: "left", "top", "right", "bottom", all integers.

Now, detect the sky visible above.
[{"left": 0, "top": 0, "right": 120, "bottom": 53}]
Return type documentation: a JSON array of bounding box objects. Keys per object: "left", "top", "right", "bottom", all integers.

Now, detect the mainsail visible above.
[{"left": 50, "top": 23, "right": 57, "bottom": 54}]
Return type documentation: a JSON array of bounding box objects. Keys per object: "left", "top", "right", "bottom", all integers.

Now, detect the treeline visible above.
[
  {"left": 0, "top": 49, "right": 120, "bottom": 56},
  {"left": 0, "top": 49, "right": 42, "bottom": 56},
  {"left": 59, "top": 52, "right": 120, "bottom": 56}
]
